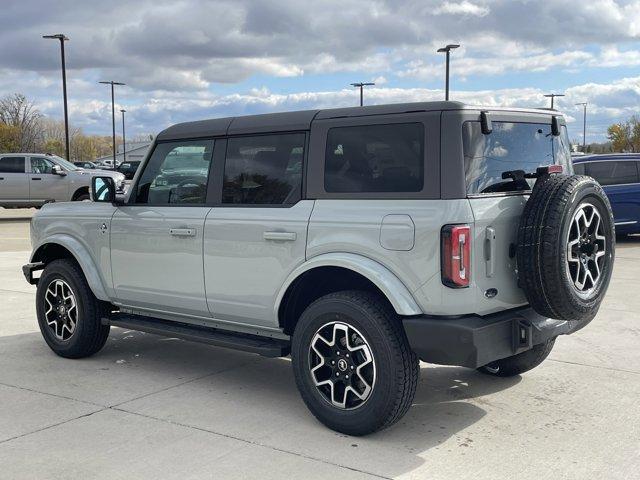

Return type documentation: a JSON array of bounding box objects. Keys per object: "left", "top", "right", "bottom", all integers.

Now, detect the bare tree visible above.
[{"left": 0, "top": 93, "right": 43, "bottom": 152}]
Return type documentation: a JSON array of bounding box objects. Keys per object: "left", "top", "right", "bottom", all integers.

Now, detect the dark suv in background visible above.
[{"left": 573, "top": 154, "right": 640, "bottom": 234}]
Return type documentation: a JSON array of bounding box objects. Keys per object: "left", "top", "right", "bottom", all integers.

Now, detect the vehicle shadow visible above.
[{"left": 0, "top": 328, "right": 522, "bottom": 478}]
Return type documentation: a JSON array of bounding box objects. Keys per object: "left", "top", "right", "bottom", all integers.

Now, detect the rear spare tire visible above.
[{"left": 517, "top": 175, "right": 615, "bottom": 321}]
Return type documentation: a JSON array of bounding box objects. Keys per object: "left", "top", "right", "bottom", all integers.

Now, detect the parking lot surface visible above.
[{"left": 0, "top": 215, "right": 639, "bottom": 479}]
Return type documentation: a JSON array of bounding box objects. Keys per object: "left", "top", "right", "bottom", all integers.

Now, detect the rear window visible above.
[
  {"left": 324, "top": 123, "right": 424, "bottom": 193},
  {"left": 463, "top": 121, "right": 572, "bottom": 195}
]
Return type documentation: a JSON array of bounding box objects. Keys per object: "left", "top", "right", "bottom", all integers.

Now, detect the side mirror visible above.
[
  {"left": 52, "top": 164, "right": 67, "bottom": 176},
  {"left": 91, "top": 176, "right": 115, "bottom": 203},
  {"left": 551, "top": 116, "right": 561, "bottom": 136}
]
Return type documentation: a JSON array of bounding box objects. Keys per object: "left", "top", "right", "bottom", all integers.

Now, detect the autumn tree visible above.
[
  {"left": 0, "top": 93, "right": 42, "bottom": 151},
  {"left": 0, "top": 123, "right": 20, "bottom": 152},
  {"left": 607, "top": 116, "right": 640, "bottom": 153}
]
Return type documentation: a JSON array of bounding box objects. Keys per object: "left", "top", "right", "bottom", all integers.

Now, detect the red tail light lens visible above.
[{"left": 441, "top": 224, "right": 471, "bottom": 288}]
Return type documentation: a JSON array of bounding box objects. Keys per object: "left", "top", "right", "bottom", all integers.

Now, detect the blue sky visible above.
[{"left": 1, "top": 0, "right": 640, "bottom": 143}]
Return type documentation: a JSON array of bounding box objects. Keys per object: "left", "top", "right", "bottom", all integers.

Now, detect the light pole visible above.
[
  {"left": 99, "top": 81, "right": 125, "bottom": 170},
  {"left": 437, "top": 44, "right": 460, "bottom": 101},
  {"left": 120, "top": 109, "right": 126, "bottom": 163},
  {"left": 350, "top": 82, "right": 375, "bottom": 106},
  {"left": 544, "top": 93, "right": 565, "bottom": 109},
  {"left": 575, "top": 102, "right": 587, "bottom": 151},
  {"left": 42, "top": 34, "right": 70, "bottom": 161}
]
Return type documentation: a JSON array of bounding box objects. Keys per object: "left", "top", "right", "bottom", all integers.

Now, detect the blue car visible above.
[{"left": 573, "top": 154, "right": 640, "bottom": 235}]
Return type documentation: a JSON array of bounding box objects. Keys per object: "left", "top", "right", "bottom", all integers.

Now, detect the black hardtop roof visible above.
[{"left": 156, "top": 101, "right": 554, "bottom": 141}]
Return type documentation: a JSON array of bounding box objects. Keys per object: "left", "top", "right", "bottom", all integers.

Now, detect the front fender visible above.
[
  {"left": 275, "top": 252, "right": 423, "bottom": 318},
  {"left": 30, "top": 234, "right": 110, "bottom": 302}
]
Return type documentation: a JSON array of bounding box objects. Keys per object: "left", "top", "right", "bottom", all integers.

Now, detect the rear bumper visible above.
[{"left": 403, "top": 307, "right": 586, "bottom": 369}]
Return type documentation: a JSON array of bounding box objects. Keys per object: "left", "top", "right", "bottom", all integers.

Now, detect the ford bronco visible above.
[{"left": 23, "top": 102, "right": 615, "bottom": 435}]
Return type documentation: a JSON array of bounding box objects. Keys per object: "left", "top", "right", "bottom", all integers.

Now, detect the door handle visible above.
[
  {"left": 484, "top": 227, "right": 496, "bottom": 277},
  {"left": 32, "top": 177, "right": 42, "bottom": 181},
  {"left": 263, "top": 231, "right": 297, "bottom": 242},
  {"left": 0, "top": 177, "right": 4, "bottom": 180},
  {"left": 170, "top": 228, "right": 196, "bottom": 237}
]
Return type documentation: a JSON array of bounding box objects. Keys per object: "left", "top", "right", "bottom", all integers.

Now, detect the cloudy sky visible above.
[{"left": 2, "top": 0, "right": 640, "bottom": 142}]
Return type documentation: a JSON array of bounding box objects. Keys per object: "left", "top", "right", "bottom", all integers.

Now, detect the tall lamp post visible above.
[
  {"left": 544, "top": 93, "right": 565, "bottom": 110},
  {"left": 575, "top": 102, "right": 587, "bottom": 152},
  {"left": 120, "top": 109, "right": 126, "bottom": 163},
  {"left": 42, "top": 34, "right": 70, "bottom": 161},
  {"left": 350, "top": 82, "right": 375, "bottom": 106},
  {"left": 437, "top": 44, "right": 460, "bottom": 101},
  {"left": 99, "top": 81, "right": 125, "bottom": 170}
]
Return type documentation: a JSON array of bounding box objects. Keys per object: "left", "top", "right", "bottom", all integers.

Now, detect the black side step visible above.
[{"left": 103, "top": 313, "right": 290, "bottom": 358}]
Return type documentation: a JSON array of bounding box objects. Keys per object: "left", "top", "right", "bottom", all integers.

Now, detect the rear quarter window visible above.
[
  {"left": 0, "top": 156, "right": 25, "bottom": 173},
  {"left": 463, "top": 121, "right": 572, "bottom": 195},
  {"left": 324, "top": 123, "right": 424, "bottom": 193}
]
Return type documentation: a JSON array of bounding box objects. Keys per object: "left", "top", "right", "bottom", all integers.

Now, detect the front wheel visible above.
[
  {"left": 36, "top": 259, "right": 110, "bottom": 358},
  {"left": 477, "top": 338, "right": 555, "bottom": 377},
  {"left": 291, "top": 291, "right": 419, "bottom": 436}
]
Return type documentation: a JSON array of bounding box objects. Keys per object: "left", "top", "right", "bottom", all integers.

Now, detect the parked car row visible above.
[{"left": 572, "top": 154, "right": 640, "bottom": 235}]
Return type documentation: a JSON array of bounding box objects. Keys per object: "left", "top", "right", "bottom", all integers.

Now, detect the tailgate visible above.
[{"left": 469, "top": 195, "right": 528, "bottom": 314}]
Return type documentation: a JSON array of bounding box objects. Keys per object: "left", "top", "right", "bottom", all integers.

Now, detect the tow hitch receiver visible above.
[{"left": 513, "top": 318, "right": 533, "bottom": 354}]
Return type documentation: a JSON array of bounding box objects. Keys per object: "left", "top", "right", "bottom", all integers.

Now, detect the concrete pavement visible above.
[{"left": 0, "top": 222, "right": 639, "bottom": 479}]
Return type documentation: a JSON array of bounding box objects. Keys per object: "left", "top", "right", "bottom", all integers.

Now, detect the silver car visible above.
[
  {"left": 23, "top": 102, "right": 615, "bottom": 435},
  {"left": 0, "top": 153, "right": 124, "bottom": 208}
]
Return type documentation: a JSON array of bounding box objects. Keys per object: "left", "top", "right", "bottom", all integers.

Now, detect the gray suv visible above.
[
  {"left": 23, "top": 102, "right": 615, "bottom": 435},
  {"left": 0, "top": 153, "right": 124, "bottom": 208}
]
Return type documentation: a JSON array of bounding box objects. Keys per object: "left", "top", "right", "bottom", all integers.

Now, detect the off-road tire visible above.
[
  {"left": 36, "top": 259, "right": 110, "bottom": 358},
  {"left": 291, "top": 290, "right": 419, "bottom": 436},
  {"left": 517, "top": 175, "right": 615, "bottom": 321},
  {"left": 477, "top": 339, "right": 555, "bottom": 377}
]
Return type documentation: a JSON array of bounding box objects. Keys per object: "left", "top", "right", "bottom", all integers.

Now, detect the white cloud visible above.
[
  {"left": 399, "top": 47, "right": 640, "bottom": 80},
  {"left": 34, "top": 76, "right": 632, "bottom": 143},
  {"left": 434, "top": 1, "right": 490, "bottom": 17}
]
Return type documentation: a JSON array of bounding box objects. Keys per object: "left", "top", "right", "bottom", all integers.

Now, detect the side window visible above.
[
  {"left": 572, "top": 163, "right": 586, "bottom": 175},
  {"left": 0, "top": 157, "right": 25, "bottom": 173},
  {"left": 135, "top": 140, "right": 214, "bottom": 204},
  {"left": 30, "top": 157, "right": 54, "bottom": 174},
  {"left": 586, "top": 161, "right": 639, "bottom": 186},
  {"left": 324, "top": 123, "right": 424, "bottom": 193},
  {"left": 223, "top": 133, "right": 305, "bottom": 205}
]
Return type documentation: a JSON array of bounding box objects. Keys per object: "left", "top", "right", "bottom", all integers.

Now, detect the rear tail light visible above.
[{"left": 441, "top": 224, "right": 471, "bottom": 288}]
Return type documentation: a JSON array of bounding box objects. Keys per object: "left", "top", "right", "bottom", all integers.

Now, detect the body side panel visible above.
[
  {"left": 30, "top": 202, "right": 118, "bottom": 300},
  {"left": 306, "top": 199, "right": 475, "bottom": 315}
]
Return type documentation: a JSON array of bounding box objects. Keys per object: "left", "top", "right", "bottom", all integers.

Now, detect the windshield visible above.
[
  {"left": 50, "top": 155, "right": 80, "bottom": 171},
  {"left": 463, "top": 121, "right": 572, "bottom": 194},
  {"left": 162, "top": 153, "right": 209, "bottom": 172}
]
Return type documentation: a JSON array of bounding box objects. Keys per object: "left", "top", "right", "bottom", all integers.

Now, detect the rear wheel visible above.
[
  {"left": 478, "top": 339, "right": 555, "bottom": 377},
  {"left": 36, "top": 259, "right": 110, "bottom": 358},
  {"left": 291, "top": 291, "right": 419, "bottom": 436}
]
